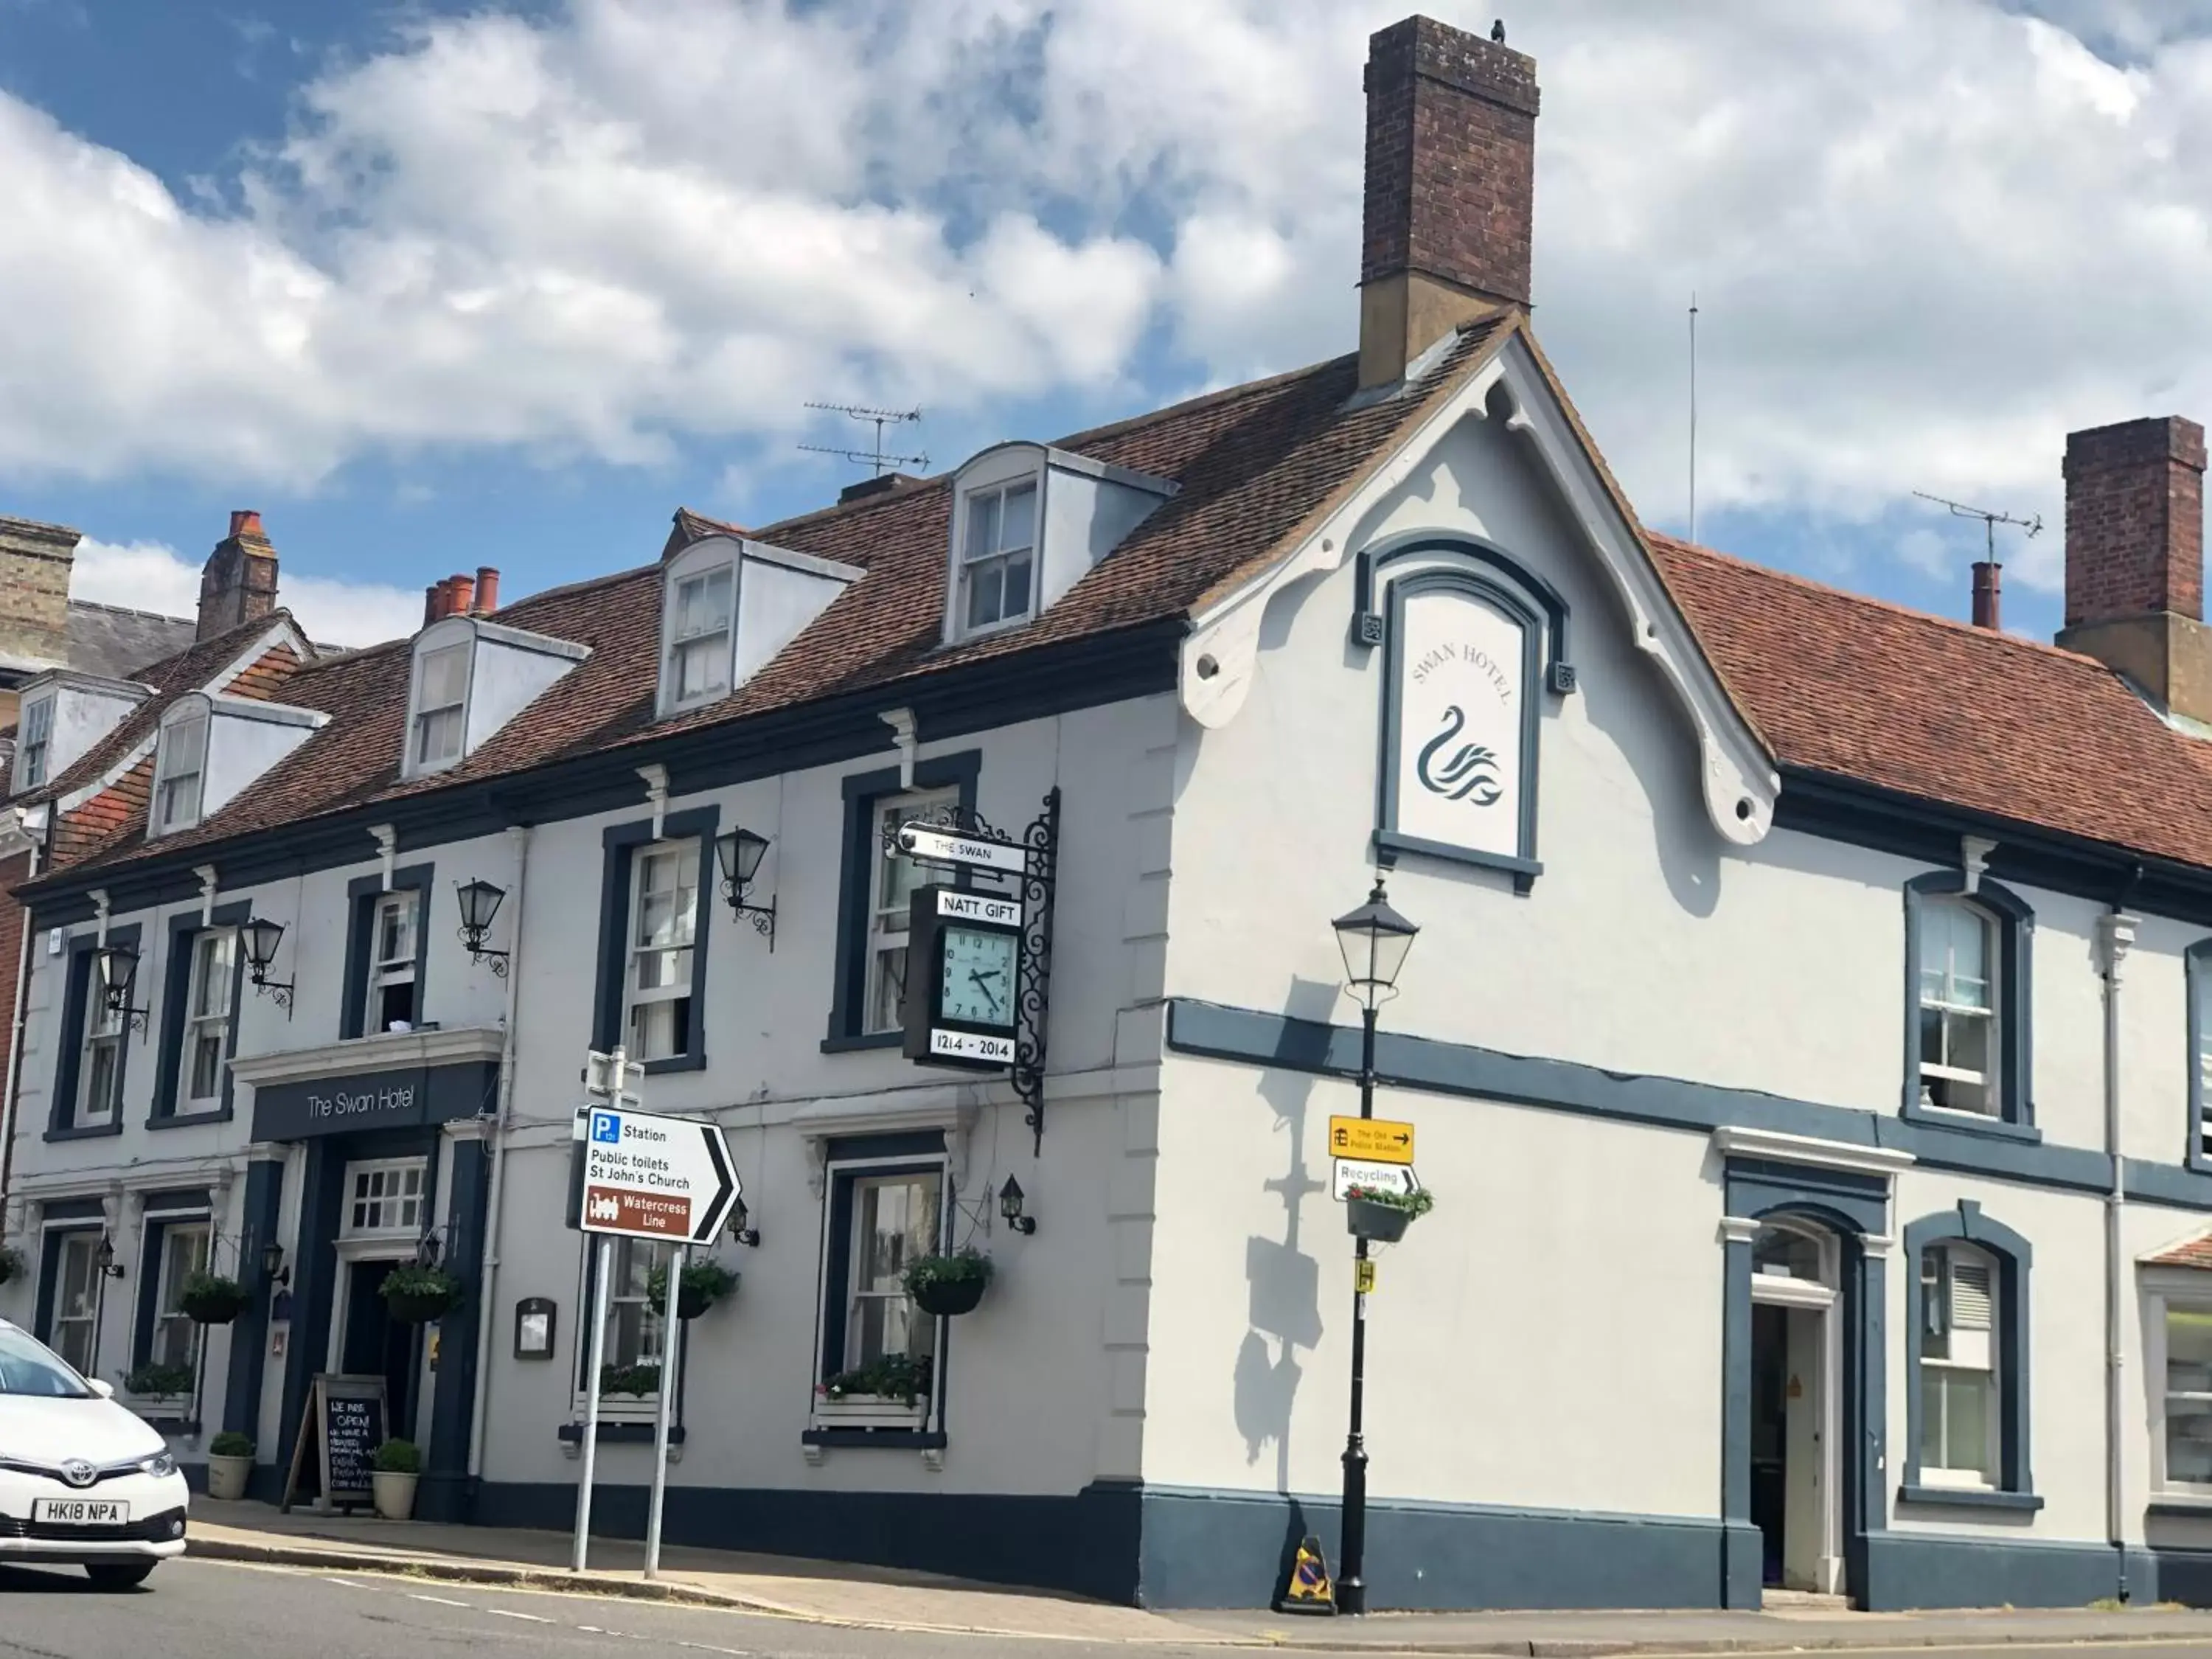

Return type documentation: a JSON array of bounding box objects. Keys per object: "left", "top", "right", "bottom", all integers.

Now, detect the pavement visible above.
[{"left": 179, "top": 1498, "right": 2212, "bottom": 1655}]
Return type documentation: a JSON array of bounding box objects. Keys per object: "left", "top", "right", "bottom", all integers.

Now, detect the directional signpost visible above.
[
  {"left": 1327, "top": 1114, "right": 1416, "bottom": 1210},
  {"left": 568, "top": 1056, "right": 739, "bottom": 1582}
]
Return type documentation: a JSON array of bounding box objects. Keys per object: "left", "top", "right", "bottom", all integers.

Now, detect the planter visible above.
[
  {"left": 181, "top": 1277, "right": 249, "bottom": 1326},
  {"left": 812, "top": 1394, "right": 928, "bottom": 1431},
  {"left": 205, "top": 1453, "right": 252, "bottom": 1501},
  {"left": 380, "top": 1273, "right": 463, "bottom": 1324},
  {"left": 648, "top": 1262, "right": 737, "bottom": 1321},
  {"left": 909, "top": 1276, "right": 987, "bottom": 1318},
  {"left": 0, "top": 1248, "right": 22, "bottom": 1289},
  {"left": 1346, "top": 1197, "right": 1412, "bottom": 1244},
  {"left": 371, "top": 1470, "right": 417, "bottom": 1521}
]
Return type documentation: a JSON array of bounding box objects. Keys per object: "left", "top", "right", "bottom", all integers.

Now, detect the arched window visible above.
[{"left": 1901, "top": 1202, "right": 2039, "bottom": 1509}]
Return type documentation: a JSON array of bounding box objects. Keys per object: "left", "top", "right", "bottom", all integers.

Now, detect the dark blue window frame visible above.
[
  {"left": 47, "top": 924, "right": 139, "bottom": 1142},
  {"left": 1899, "top": 1200, "right": 2039, "bottom": 1511},
  {"left": 150, "top": 902, "right": 251, "bottom": 1127},
  {"left": 804, "top": 1132, "right": 951, "bottom": 1451},
  {"left": 592, "top": 804, "right": 719, "bottom": 1074},
  {"left": 1901, "top": 872, "right": 2037, "bottom": 1142},
  {"left": 822, "top": 752, "right": 981, "bottom": 1052},
  {"left": 341, "top": 864, "right": 436, "bottom": 1040},
  {"left": 33, "top": 1199, "right": 106, "bottom": 1354},
  {"left": 2188, "top": 940, "right": 2212, "bottom": 1173}
]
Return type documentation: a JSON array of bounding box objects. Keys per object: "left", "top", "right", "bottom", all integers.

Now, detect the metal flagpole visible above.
[
  {"left": 572, "top": 1232, "right": 613, "bottom": 1573},
  {"left": 644, "top": 1242, "right": 685, "bottom": 1579}
]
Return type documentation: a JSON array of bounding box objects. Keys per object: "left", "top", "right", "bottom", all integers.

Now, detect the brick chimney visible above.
[
  {"left": 197, "top": 510, "right": 279, "bottom": 641},
  {"left": 1358, "top": 15, "right": 1540, "bottom": 390},
  {"left": 2057, "top": 417, "right": 2212, "bottom": 719},
  {"left": 0, "top": 515, "right": 80, "bottom": 670}
]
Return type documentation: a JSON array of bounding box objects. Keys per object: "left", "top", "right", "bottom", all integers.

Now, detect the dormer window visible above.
[
  {"left": 654, "top": 535, "right": 860, "bottom": 719},
  {"left": 153, "top": 706, "right": 208, "bottom": 833},
  {"left": 412, "top": 641, "right": 469, "bottom": 771},
  {"left": 18, "top": 695, "right": 51, "bottom": 789},
  {"left": 960, "top": 479, "right": 1037, "bottom": 631},
  {"left": 669, "top": 563, "right": 734, "bottom": 706},
  {"left": 942, "top": 442, "right": 1175, "bottom": 647}
]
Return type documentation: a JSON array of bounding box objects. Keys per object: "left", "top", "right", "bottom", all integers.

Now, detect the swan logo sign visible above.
[{"left": 1383, "top": 576, "right": 1536, "bottom": 871}]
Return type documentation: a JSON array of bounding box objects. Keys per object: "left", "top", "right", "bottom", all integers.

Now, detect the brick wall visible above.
[
  {"left": 2063, "top": 416, "right": 2207, "bottom": 627},
  {"left": 1361, "top": 15, "right": 1540, "bottom": 308}
]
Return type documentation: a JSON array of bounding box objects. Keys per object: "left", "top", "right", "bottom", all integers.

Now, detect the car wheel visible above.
[{"left": 83, "top": 1562, "right": 156, "bottom": 1590}]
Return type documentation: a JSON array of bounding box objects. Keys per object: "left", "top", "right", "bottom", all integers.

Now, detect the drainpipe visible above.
[
  {"left": 0, "top": 835, "right": 44, "bottom": 1228},
  {"left": 467, "top": 824, "right": 532, "bottom": 1483},
  {"left": 2098, "top": 906, "right": 2138, "bottom": 1602}
]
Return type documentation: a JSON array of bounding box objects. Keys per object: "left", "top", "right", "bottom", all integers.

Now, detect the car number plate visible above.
[{"left": 32, "top": 1499, "right": 128, "bottom": 1525}]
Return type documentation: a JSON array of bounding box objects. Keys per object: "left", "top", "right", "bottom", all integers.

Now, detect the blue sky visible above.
[{"left": 1, "top": 0, "right": 2205, "bottom": 645}]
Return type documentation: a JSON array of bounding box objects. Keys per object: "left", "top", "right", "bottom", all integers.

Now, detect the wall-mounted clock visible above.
[{"left": 903, "top": 884, "right": 1023, "bottom": 1070}]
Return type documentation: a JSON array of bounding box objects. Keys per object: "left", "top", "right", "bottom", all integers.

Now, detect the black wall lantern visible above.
[
  {"left": 260, "top": 1239, "right": 291, "bottom": 1291},
  {"left": 998, "top": 1175, "right": 1037, "bottom": 1237},
  {"left": 728, "top": 1195, "right": 761, "bottom": 1248},
  {"left": 94, "top": 1234, "right": 125, "bottom": 1280},
  {"left": 241, "top": 917, "right": 294, "bottom": 1012},
  {"left": 454, "top": 877, "right": 510, "bottom": 975},
  {"left": 714, "top": 827, "right": 777, "bottom": 949},
  {"left": 93, "top": 942, "right": 148, "bottom": 1034}
]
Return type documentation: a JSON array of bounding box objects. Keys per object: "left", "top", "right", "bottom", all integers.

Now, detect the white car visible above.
[{"left": 0, "top": 1318, "right": 189, "bottom": 1587}]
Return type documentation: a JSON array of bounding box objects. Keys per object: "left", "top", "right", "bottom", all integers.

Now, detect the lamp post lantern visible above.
[{"left": 1328, "top": 875, "right": 1418, "bottom": 1616}]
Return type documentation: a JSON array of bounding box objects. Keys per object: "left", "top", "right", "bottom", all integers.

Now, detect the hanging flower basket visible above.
[
  {"left": 646, "top": 1259, "right": 737, "bottom": 1321},
  {"left": 0, "top": 1245, "right": 22, "bottom": 1288},
  {"left": 903, "top": 1248, "right": 992, "bottom": 1318},
  {"left": 180, "top": 1271, "right": 250, "bottom": 1326},
  {"left": 1345, "top": 1186, "right": 1434, "bottom": 1245},
  {"left": 379, "top": 1263, "right": 463, "bottom": 1324}
]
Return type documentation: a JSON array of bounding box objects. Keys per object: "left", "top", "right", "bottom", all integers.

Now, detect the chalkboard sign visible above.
[{"left": 281, "top": 1374, "right": 388, "bottom": 1514}]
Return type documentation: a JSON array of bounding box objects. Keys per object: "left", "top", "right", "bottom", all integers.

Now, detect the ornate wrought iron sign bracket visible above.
[{"left": 888, "top": 789, "right": 1061, "bottom": 1153}]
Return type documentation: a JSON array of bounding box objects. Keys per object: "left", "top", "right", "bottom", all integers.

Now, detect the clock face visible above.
[{"left": 939, "top": 925, "right": 1018, "bottom": 1029}]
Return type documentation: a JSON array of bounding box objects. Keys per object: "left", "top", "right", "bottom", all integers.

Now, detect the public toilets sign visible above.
[{"left": 579, "top": 1106, "right": 739, "bottom": 1245}]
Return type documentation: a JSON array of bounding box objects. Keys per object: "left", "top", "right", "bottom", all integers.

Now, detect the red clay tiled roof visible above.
[
  {"left": 54, "top": 324, "right": 1513, "bottom": 874},
  {"left": 1651, "top": 535, "right": 2212, "bottom": 869},
  {"left": 2149, "top": 1232, "right": 2212, "bottom": 1269}
]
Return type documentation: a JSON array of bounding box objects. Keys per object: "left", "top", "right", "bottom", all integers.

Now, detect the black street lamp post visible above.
[{"left": 1329, "top": 877, "right": 1419, "bottom": 1617}]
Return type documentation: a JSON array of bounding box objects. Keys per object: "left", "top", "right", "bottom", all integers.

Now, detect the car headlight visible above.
[{"left": 138, "top": 1451, "right": 175, "bottom": 1478}]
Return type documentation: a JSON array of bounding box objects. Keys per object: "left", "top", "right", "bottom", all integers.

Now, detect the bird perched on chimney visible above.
[{"left": 1491, "top": 18, "right": 1506, "bottom": 42}]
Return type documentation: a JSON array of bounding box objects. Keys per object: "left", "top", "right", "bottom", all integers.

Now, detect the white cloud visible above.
[
  {"left": 72, "top": 537, "right": 421, "bottom": 650},
  {"left": 9, "top": 1, "right": 2212, "bottom": 599}
]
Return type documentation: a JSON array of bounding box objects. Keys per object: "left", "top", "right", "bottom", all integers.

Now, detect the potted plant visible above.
[
  {"left": 205, "top": 1431, "right": 254, "bottom": 1500},
  {"left": 379, "top": 1262, "right": 463, "bottom": 1324},
  {"left": 0, "top": 1245, "right": 22, "bottom": 1289},
  {"left": 1344, "top": 1184, "right": 1433, "bottom": 1244},
  {"left": 813, "top": 1353, "right": 932, "bottom": 1429},
  {"left": 179, "top": 1270, "right": 249, "bottom": 1326},
  {"left": 371, "top": 1439, "right": 421, "bottom": 1520},
  {"left": 902, "top": 1248, "right": 992, "bottom": 1317},
  {"left": 645, "top": 1259, "right": 737, "bottom": 1321},
  {"left": 124, "top": 1360, "right": 195, "bottom": 1401},
  {"left": 598, "top": 1362, "right": 661, "bottom": 1398}
]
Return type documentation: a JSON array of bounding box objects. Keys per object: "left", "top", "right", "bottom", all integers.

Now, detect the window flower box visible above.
[{"left": 811, "top": 1394, "right": 928, "bottom": 1431}]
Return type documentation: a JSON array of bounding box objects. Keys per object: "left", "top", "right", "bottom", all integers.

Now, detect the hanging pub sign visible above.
[
  {"left": 1378, "top": 570, "right": 1545, "bottom": 889},
  {"left": 902, "top": 884, "right": 1023, "bottom": 1071}
]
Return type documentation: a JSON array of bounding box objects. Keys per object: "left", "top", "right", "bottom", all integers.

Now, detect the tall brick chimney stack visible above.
[
  {"left": 1358, "top": 15, "right": 1540, "bottom": 390},
  {"left": 197, "top": 509, "right": 279, "bottom": 641},
  {"left": 2058, "top": 417, "right": 2212, "bottom": 720}
]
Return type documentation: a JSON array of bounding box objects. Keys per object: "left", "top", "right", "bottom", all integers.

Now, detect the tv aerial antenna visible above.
[
  {"left": 799, "top": 403, "right": 928, "bottom": 477},
  {"left": 1910, "top": 491, "right": 2043, "bottom": 565}
]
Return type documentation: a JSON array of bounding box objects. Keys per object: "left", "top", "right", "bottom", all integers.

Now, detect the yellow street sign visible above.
[
  {"left": 1355, "top": 1259, "right": 1378, "bottom": 1294},
  {"left": 1329, "top": 1114, "right": 1415, "bottom": 1165}
]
